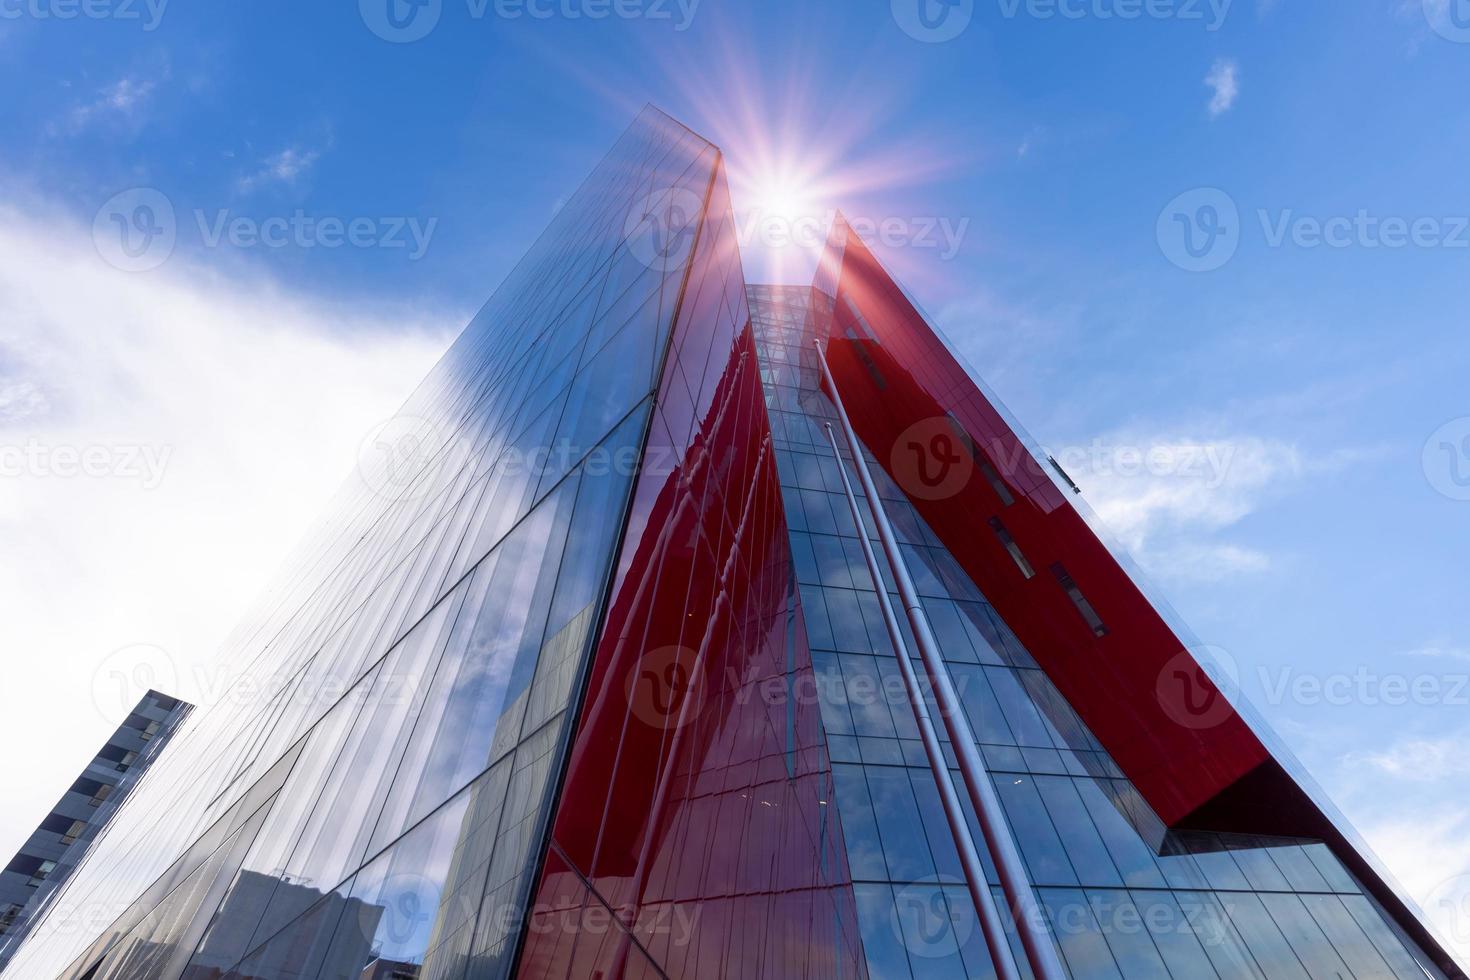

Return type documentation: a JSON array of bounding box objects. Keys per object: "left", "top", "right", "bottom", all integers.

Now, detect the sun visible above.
[{"left": 749, "top": 175, "right": 822, "bottom": 225}]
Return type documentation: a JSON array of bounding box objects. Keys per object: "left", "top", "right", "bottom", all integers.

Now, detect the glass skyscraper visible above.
[{"left": 3, "top": 108, "right": 1462, "bottom": 980}]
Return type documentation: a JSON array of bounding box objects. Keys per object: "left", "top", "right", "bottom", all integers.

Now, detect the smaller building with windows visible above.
[{"left": 0, "top": 690, "right": 190, "bottom": 972}]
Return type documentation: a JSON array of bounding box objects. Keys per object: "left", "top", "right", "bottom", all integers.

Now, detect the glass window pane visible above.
[
  {"left": 1041, "top": 888, "right": 1122, "bottom": 979},
  {"left": 866, "top": 766, "right": 940, "bottom": 883},
  {"left": 1033, "top": 776, "right": 1124, "bottom": 887},
  {"left": 1339, "top": 895, "right": 1431, "bottom": 980},
  {"left": 1298, "top": 893, "right": 1397, "bottom": 980},
  {"left": 1259, "top": 893, "right": 1357, "bottom": 979},
  {"left": 1218, "top": 892, "right": 1311, "bottom": 980},
  {"left": 854, "top": 884, "right": 915, "bottom": 980},
  {"left": 832, "top": 765, "right": 888, "bottom": 881},
  {"left": 1129, "top": 890, "right": 1223, "bottom": 979},
  {"left": 1173, "top": 891, "right": 1267, "bottom": 980},
  {"left": 1084, "top": 889, "right": 1171, "bottom": 979},
  {"left": 995, "top": 775, "right": 1077, "bottom": 886}
]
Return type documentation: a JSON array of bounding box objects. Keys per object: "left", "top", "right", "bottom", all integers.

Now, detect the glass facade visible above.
[
  {"left": 745, "top": 284, "right": 1446, "bottom": 980},
  {"left": 4, "top": 110, "right": 1460, "bottom": 980},
  {"left": 3, "top": 106, "right": 722, "bottom": 980},
  {"left": 515, "top": 163, "right": 865, "bottom": 979}
]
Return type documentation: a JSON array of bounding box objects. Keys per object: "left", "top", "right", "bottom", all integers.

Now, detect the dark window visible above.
[
  {"left": 4, "top": 855, "right": 56, "bottom": 886},
  {"left": 1051, "top": 563, "right": 1109, "bottom": 637},
  {"left": 5, "top": 854, "right": 45, "bottom": 876},
  {"left": 979, "top": 458, "right": 1016, "bottom": 506},
  {"left": 70, "top": 778, "right": 104, "bottom": 798},
  {"left": 843, "top": 296, "right": 879, "bottom": 343},
  {"left": 98, "top": 745, "right": 138, "bottom": 772},
  {"left": 40, "top": 813, "right": 89, "bottom": 844},
  {"left": 150, "top": 694, "right": 181, "bottom": 711},
  {"left": 0, "top": 903, "right": 20, "bottom": 934},
  {"left": 40, "top": 813, "right": 74, "bottom": 836},
  {"left": 988, "top": 517, "right": 1035, "bottom": 579},
  {"left": 122, "top": 714, "right": 164, "bottom": 740}
]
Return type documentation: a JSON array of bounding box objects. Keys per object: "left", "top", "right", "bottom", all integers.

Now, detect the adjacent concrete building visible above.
[{"left": 0, "top": 691, "right": 190, "bottom": 973}]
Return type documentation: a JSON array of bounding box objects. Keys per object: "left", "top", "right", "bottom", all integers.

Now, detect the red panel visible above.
[
  {"left": 812, "top": 221, "right": 1464, "bottom": 979},
  {"left": 818, "top": 224, "right": 1266, "bottom": 827},
  {"left": 517, "top": 166, "right": 866, "bottom": 979}
]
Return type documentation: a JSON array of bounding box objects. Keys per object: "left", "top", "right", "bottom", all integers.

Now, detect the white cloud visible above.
[
  {"left": 62, "top": 75, "right": 159, "bottom": 132},
  {"left": 1073, "top": 435, "right": 1300, "bottom": 581},
  {"left": 1349, "top": 778, "right": 1470, "bottom": 962},
  {"left": 238, "top": 146, "right": 323, "bottom": 192},
  {"left": 1205, "top": 58, "right": 1240, "bottom": 118},
  {"left": 1402, "top": 645, "right": 1470, "bottom": 663},
  {"left": 1346, "top": 731, "right": 1470, "bottom": 782},
  {"left": 1071, "top": 433, "right": 1381, "bottom": 582},
  {"left": 0, "top": 379, "right": 48, "bottom": 422},
  {"left": 0, "top": 197, "right": 456, "bottom": 872}
]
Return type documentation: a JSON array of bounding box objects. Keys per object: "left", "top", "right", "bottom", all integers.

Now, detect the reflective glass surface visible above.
[
  {"left": 747, "top": 283, "right": 1442, "bottom": 980},
  {"left": 516, "top": 161, "right": 866, "bottom": 979},
  {"left": 5, "top": 107, "right": 719, "bottom": 980},
  {"left": 5, "top": 108, "right": 1455, "bottom": 980}
]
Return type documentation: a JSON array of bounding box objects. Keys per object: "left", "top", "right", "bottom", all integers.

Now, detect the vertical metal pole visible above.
[
  {"left": 815, "top": 341, "right": 1068, "bottom": 980},
  {"left": 823, "top": 423, "right": 1022, "bottom": 980}
]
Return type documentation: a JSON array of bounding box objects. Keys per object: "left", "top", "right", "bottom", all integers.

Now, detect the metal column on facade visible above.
[
  {"left": 815, "top": 340, "right": 1069, "bottom": 980},
  {"left": 822, "top": 422, "right": 1023, "bottom": 980}
]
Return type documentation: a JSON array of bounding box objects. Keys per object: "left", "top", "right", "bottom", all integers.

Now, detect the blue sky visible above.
[{"left": 1, "top": 0, "right": 1468, "bottom": 958}]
